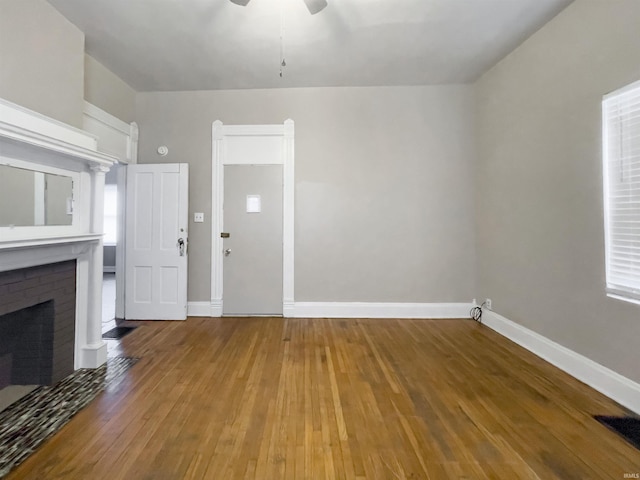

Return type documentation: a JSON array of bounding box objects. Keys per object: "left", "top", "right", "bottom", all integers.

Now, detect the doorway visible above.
[
  {"left": 102, "top": 164, "right": 120, "bottom": 333},
  {"left": 211, "top": 120, "right": 295, "bottom": 317}
]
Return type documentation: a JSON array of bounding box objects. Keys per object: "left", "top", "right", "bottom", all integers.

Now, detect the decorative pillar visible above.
[{"left": 80, "top": 165, "right": 110, "bottom": 368}]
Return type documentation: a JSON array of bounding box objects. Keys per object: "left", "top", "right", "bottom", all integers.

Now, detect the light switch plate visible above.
[{"left": 194, "top": 212, "right": 204, "bottom": 223}]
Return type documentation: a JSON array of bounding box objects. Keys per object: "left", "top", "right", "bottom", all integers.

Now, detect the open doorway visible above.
[
  {"left": 81, "top": 103, "right": 138, "bottom": 329},
  {"left": 102, "top": 165, "right": 119, "bottom": 333}
]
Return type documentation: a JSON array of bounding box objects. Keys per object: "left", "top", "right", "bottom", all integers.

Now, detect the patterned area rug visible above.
[{"left": 0, "top": 356, "right": 139, "bottom": 478}]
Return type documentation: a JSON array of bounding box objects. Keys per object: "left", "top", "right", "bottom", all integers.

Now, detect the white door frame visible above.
[
  {"left": 82, "top": 102, "right": 138, "bottom": 320},
  {"left": 211, "top": 120, "right": 295, "bottom": 317}
]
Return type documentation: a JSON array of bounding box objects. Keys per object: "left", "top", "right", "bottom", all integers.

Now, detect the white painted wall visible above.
[
  {"left": 0, "top": 0, "right": 84, "bottom": 128},
  {"left": 475, "top": 0, "right": 640, "bottom": 383},
  {"left": 136, "top": 86, "right": 477, "bottom": 304},
  {"left": 84, "top": 55, "right": 136, "bottom": 123}
]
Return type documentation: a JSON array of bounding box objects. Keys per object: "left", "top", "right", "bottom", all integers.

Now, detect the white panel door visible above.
[{"left": 125, "top": 163, "right": 188, "bottom": 320}]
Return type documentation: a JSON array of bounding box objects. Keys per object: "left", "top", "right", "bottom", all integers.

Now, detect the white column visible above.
[
  {"left": 80, "top": 165, "right": 110, "bottom": 368},
  {"left": 282, "top": 119, "right": 295, "bottom": 317}
]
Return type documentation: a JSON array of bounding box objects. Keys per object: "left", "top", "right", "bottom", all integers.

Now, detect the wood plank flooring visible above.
[{"left": 5, "top": 317, "right": 640, "bottom": 479}]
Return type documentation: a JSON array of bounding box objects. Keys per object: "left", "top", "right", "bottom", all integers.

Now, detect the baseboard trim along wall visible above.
[
  {"left": 290, "top": 302, "right": 473, "bottom": 318},
  {"left": 188, "top": 301, "right": 473, "bottom": 319},
  {"left": 103, "top": 266, "right": 116, "bottom": 273},
  {"left": 187, "top": 302, "right": 214, "bottom": 317},
  {"left": 482, "top": 310, "right": 640, "bottom": 415}
]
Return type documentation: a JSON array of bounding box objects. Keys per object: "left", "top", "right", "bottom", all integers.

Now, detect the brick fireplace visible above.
[{"left": 0, "top": 261, "right": 76, "bottom": 387}]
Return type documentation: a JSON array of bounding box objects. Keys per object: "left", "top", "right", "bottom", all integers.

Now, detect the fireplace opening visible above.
[
  {"left": 0, "top": 261, "right": 77, "bottom": 412},
  {"left": 0, "top": 300, "right": 55, "bottom": 388}
]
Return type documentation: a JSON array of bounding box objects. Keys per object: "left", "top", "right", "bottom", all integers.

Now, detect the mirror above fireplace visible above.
[
  {"left": 0, "top": 97, "right": 116, "bottom": 243},
  {"left": 0, "top": 164, "right": 74, "bottom": 227}
]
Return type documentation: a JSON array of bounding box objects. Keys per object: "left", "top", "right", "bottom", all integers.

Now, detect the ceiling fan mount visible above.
[{"left": 229, "top": 0, "right": 328, "bottom": 15}]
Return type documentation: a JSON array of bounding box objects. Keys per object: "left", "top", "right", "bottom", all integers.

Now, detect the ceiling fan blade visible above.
[
  {"left": 303, "top": 0, "right": 328, "bottom": 15},
  {"left": 229, "top": 0, "right": 250, "bottom": 6}
]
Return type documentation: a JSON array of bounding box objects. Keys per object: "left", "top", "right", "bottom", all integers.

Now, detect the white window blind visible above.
[{"left": 603, "top": 79, "right": 640, "bottom": 302}]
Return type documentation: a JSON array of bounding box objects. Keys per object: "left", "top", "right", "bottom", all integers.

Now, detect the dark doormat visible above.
[
  {"left": 102, "top": 326, "right": 137, "bottom": 340},
  {"left": 594, "top": 415, "right": 640, "bottom": 450}
]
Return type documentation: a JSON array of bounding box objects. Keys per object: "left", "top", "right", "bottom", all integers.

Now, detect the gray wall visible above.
[
  {"left": 0, "top": 167, "right": 35, "bottom": 226},
  {"left": 85, "top": 55, "right": 136, "bottom": 123},
  {"left": 475, "top": 0, "right": 640, "bottom": 383},
  {"left": 45, "top": 174, "right": 73, "bottom": 225},
  {"left": 136, "top": 86, "right": 477, "bottom": 303},
  {"left": 0, "top": 0, "right": 84, "bottom": 127},
  {"left": 103, "top": 246, "right": 116, "bottom": 269}
]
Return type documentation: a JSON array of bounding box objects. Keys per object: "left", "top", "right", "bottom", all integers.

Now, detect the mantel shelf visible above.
[
  {"left": 0, "top": 233, "right": 103, "bottom": 251},
  {"left": 0, "top": 98, "right": 118, "bottom": 172},
  {"left": 0, "top": 121, "right": 117, "bottom": 171}
]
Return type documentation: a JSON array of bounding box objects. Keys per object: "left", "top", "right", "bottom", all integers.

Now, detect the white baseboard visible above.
[
  {"left": 188, "top": 301, "right": 472, "bottom": 320},
  {"left": 283, "top": 301, "right": 295, "bottom": 317},
  {"left": 210, "top": 300, "right": 223, "bottom": 317},
  {"left": 483, "top": 310, "right": 640, "bottom": 415},
  {"left": 187, "top": 302, "right": 214, "bottom": 317},
  {"left": 291, "top": 302, "right": 473, "bottom": 319},
  {"left": 103, "top": 266, "right": 116, "bottom": 273}
]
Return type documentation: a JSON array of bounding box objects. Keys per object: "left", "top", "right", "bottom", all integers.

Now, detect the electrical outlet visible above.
[
  {"left": 194, "top": 212, "right": 204, "bottom": 223},
  {"left": 485, "top": 298, "right": 492, "bottom": 310}
]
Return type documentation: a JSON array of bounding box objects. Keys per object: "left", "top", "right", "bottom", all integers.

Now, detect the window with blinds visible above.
[{"left": 603, "top": 79, "right": 640, "bottom": 303}]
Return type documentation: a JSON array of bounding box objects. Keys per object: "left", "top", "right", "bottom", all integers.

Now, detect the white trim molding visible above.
[
  {"left": 187, "top": 302, "right": 215, "bottom": 317},
  {"left": 187, "top": 301, "right": 472, "bottom": 320},
  {"left": 0, "top": 97, "right": 98, "bottom": 150},
  {"left": 82, "top": 101, "right": 138, "bottom": 164},
  {"left": 290, "top": 302, "right": 473, "bottom": 319},
  {"left": 483, "top": 310, "right": 640, "bottom": 415},
  {"left": 83, "top": 101, "right": 130, "bottom": 135},
  {"left": 211, "top": 120, "right": 294, "bottom": 317}
]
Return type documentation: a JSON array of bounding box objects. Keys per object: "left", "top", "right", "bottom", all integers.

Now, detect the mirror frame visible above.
[{"left": 0, "top": 157, "right": 81, "bottom": 238}]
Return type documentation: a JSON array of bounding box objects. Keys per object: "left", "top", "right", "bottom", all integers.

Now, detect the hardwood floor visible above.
[{"left": 5, "top": 318, "right": 639, "bottom": 479}]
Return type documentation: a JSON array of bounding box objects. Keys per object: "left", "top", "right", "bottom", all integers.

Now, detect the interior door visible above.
[
  {"left": 125, "top": 163, "right": 188, "bottom": 320},
  {"left": 223, "top": 165, "right": 283, "bottom": 315}
]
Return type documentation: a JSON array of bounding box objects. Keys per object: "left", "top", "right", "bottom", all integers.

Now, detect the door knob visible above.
[
  {"left": 224, "top": 248, "right": 231, "bottom": 257},
  {"left": 178, "top": 237, "right": 186, "bottom": 256}
]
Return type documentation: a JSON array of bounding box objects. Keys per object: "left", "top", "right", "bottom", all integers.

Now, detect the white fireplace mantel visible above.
[{"left": 0, "top": 98, "right": 118, "bottom": 369}]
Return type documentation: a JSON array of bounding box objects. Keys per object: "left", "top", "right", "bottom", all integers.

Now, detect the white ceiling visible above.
[{"left": 47, "top": 0, "right": 573, "bottom": 92}]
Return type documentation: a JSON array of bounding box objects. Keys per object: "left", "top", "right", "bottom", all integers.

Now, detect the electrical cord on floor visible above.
[{"left": 470, "top": 302, "right": 486, "bottom": 323}]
